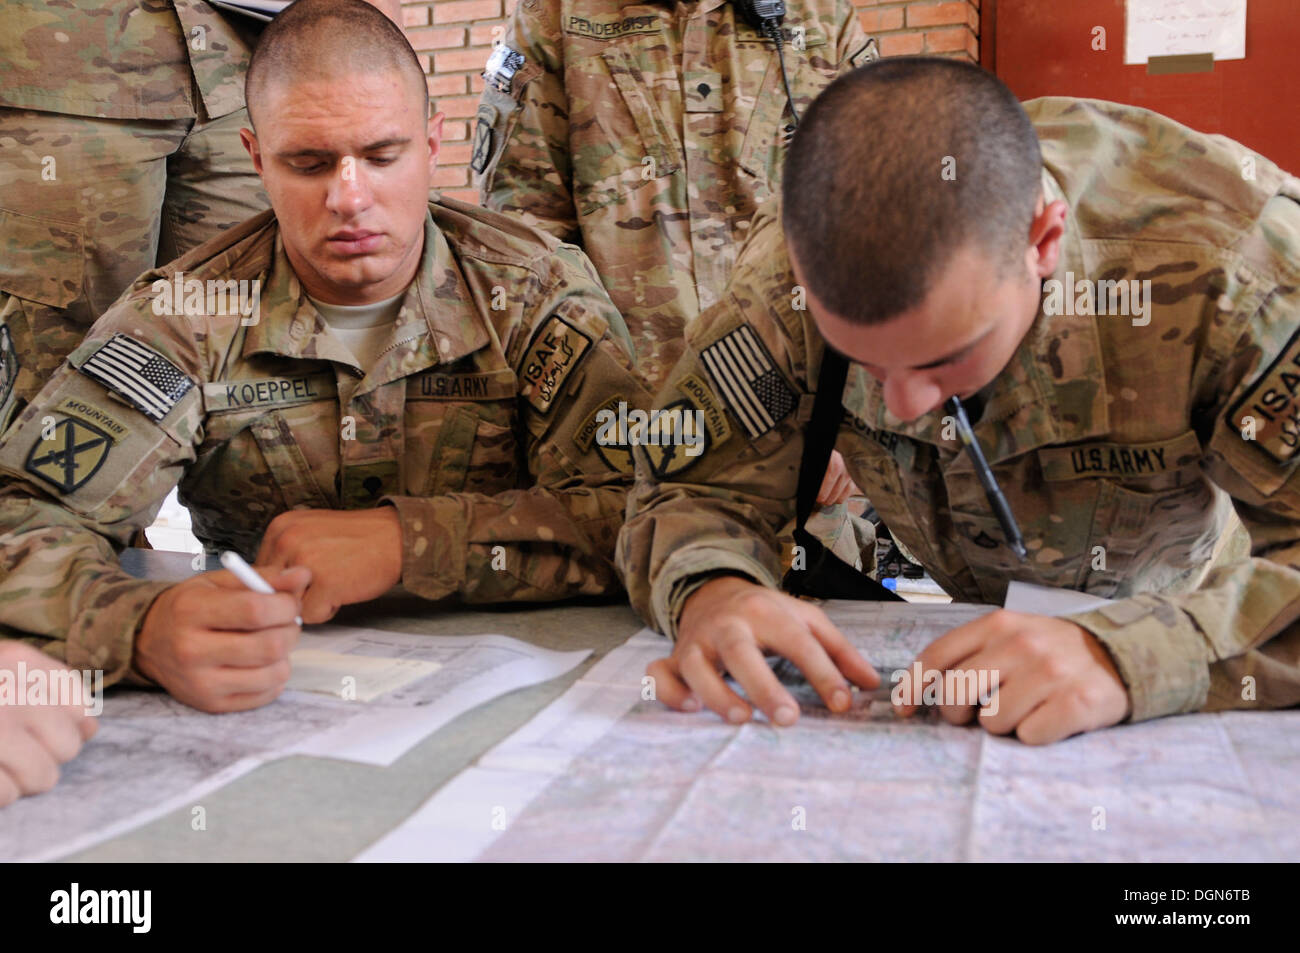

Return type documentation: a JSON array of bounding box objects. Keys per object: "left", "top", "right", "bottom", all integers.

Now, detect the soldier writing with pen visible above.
[
  {"left": 618, "top": 58, "right": 1300, "bottom": 743},
  {"left": 0, "top": 0, "right": 649, "bottom": 718}
]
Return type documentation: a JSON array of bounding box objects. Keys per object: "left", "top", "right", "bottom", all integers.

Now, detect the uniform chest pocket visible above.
[
  {"left": 569, "top": 47, "right": 682, "bottom": 216},
  {"left": 184, "top": 402, "right": 338, "bottom": 553},
  {"left": 737, "top": 39, "right": 835, "bottom": 184},
  {"left": 412, "top": 401, "right": 520, "bottom": 496}
]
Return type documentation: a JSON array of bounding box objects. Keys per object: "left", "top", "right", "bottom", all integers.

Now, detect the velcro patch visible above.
[
  {"left": 24, "top": 416, "right": 112, "bottom": 494},
  {"left": 642, "top": 398, "right": 711, "bottom": 479},
  {"left": 0, "top": 325, "right": 18, "bottom": 431},
  {"left": 563, "top": 14, "right": 661, "bottom": 40},
  {"left": 483, "top": 45, "right": 526, "bottom": 93},
  {"left": 699, "top": 325, "right": 797, "bottom": 439},
  {"left": 1038, "top": 431, "right": 1201, "bottom": 481},
  {"left": 55, "top": 397, "right": 131, "bottom": 443},
  {"left": 408, "top": 368, "right": 516, "bottom": 401},
  {"left": 77, "top": 333, "right": 194, "bottom": 422},
  {"left": 520, "top": 315, "right": 592, "bottom": 415},
  {"left": 470, "top": 104, "right": 497, "bottom": 174},
  {"left": 203, "top": 373, "right": 337, "bottom": 413},
  {"left": 1229, "top": 328, "right": 1300, "bottom": 464},
  {"left": 675, "top": 373, "right": 731, "bottom": 445},
  {"left": 573, "top": 393, "right": 632, "bottom": 473}
]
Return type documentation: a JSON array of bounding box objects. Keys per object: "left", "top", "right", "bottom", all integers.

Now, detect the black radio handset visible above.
[{"left": 732, "top": 0, "right": 800, "bottom": 130}]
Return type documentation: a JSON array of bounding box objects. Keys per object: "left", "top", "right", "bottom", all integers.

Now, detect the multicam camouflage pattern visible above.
[
  {"left": 474, "top": 0, "right": 876, "bottom": 389},
  {"left": 618, "top": 98, "right": 1300, "bottom": 724},
  {"left": 0, "top": 1, "right": 267, "bottom": 418},
  {"left": 0, "top": 0, "right": 257, "bottom": 121},
  {"left": 0, "top": 198, "right": 651, "bottom": 686}
]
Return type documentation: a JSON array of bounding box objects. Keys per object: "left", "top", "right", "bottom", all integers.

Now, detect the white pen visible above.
[{"left": 219, "top": 550, "right": 304, "bottom": 627}]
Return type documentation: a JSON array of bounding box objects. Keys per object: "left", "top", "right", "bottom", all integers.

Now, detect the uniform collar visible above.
[
  {"left": 848, "top": 167, "right": 1110, "bottom": 462},
  {"left": 243, "top": 212, "right": 489, "bottom": 385}
]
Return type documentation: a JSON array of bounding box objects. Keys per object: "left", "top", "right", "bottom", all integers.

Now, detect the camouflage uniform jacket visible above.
[
  {"left": 0, "top": 198, "right": 650, "bottom": 685},
  {"left": 0, "top": 0, "right": 256, "bottom": 121},
  {"left": 473, "top": 0, "right": 877, "bottom": 387},
  {"left": 618, "top": 98, "right": 1300, "bottom": 723}
]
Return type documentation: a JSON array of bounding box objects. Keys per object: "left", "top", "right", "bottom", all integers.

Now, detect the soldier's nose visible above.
[{"left": 883, "top": 376, "right": 942, "bottom": 423}]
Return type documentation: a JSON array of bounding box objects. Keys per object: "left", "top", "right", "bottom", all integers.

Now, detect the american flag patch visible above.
[
  {"left": 700, "top": 325, "right": 797, "bottom": 439},
  {"left": 78, "top": 334, "right": 195, "bottom": 422}
]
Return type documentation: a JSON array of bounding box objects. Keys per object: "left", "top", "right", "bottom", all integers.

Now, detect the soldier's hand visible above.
[
  {"left": 134, "top": 566, "right": 311, "bottom": 713},
  {"left": 816, "top": 450, "right": 861, "bottom": 506},
  {"left": 0, "top": 641, "right": 99, "bottom": 806},
  {"left": 254, "top": 507, "right": 404, "bottom": 624},
  {"left": 896, "top": 609, "right": 1131, "bottom": 744},
  {"left": 648, "top": 576, "right": 880, "bottom": 726}
]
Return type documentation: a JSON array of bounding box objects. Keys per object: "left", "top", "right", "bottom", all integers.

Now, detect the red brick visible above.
[
  {"left": 426, "top": 73, "right": 467, "bottom": 97},
  {"left": 441, "top": 120, "right": 469, "bottom": 140},
  {"left": 504, "top": 0, "right": 518, "bottom": 15},
  {"left": 469, "top": 73, "right": 486, "bottom": 93},
  {"left": 402, "top": 4, "right": 430, "bottom": 27},
  {"left": 906, "top": 2, "right": 972, "bottom": 28},
  {"left": 924, "top": 26, "right": 977, "bottom": 57},
  {"left": 878, "top": 32, "right": 924, "bottom": 56},
  {"left": 434, "top": 0, "right": 502, "bottom": 24},
  {"left": 470, "top": 23, "right": 506, "bottom": 44},
  {"left": 438, "top": 143, "right": 475, "bottom": 165},
  {"left": 439, "top": 188, "right": 481, "bottom": 204},
  {"left": 438, "top": 94, "right": 481, "bottom": 118},
  {"left": 434, "top": 47, "right": 492, "bottom": 73},
  {"left": 407, "top": 26, "right": 465, "bottom": 50},
  {"left": 859, "top": 7, "right": 904, "bottom": 32},
  {"left": 431, "top": 165, "right": 468, "bottom": 187}
]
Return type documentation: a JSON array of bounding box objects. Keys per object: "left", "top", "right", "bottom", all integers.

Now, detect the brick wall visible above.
[{"left": 401, "top": 0, "right": 981, "bottom": 203}]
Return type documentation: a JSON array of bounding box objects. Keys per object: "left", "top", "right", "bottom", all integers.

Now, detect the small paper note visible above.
[
  {"left": 1125, "top": 0, "right": 1247, "bottom": 65},
  {"left": 288, "top": 649, "right": 442, "bottom": 703}
]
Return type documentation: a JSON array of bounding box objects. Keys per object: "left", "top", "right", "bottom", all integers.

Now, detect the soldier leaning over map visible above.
[
  {"left": 0, "top": 0, "right": 649, "bottom": 716},
  {"left": 618, "top": 59, "right": 1300, "bottom": 744}
]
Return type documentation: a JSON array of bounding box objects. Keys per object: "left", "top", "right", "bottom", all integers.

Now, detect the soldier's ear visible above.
[
  {"left": 426, "top": 112, "right": 445, "bottom": 176},
  {"left": 1028, "top": 197, "right": 1067, "bottom": 280},
  {"left": 239, "top": 127, "right": 264, "bottom": 176}
]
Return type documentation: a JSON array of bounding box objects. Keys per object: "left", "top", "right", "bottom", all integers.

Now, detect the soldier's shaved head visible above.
[
  {"left": 245, "top": 0, "right": 429, "bottom": 128},
  {"left": 783, "top": 57, "right": 1042, "bottom": 327}
]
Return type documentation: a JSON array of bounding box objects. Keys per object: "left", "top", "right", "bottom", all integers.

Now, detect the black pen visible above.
[{"left": 944, "top": 396, "right": 1028, "bottom": 562}]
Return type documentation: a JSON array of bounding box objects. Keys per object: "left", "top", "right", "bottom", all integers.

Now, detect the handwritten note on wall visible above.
[{"left": 1125, "top": 0, "right": 1247, "bottom": 64}]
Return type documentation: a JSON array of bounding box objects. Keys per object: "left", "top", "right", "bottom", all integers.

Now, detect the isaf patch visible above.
[
  {"left": 78, "top": 333, "right": 194, "bottom": 422},
  {"left": 1230, "top": 328, "right": 1300, "bottom": 464},
  {"left": 24, "top": 416, "right": 112, "bottom": 494},
  {"left": 520, "top": 315, "right": 592, "bottom": 415},
  {"left": 700, "top": 325, "right": 797, "bottom": 439}
]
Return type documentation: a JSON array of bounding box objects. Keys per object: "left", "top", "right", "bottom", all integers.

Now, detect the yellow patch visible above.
[
  {"left": 55, "top": 396, "right": 131, "bottom": 443},
  {"left": 675, "top": 373, "right": 732, "bottom": 445},
  {"left": 520, "top": 315, "right": 592, "bottom": 415},
  {"left": 24, "top": 416, "right": 112, "bottom": 494},
  {"left": 1230, "top": 330, "right": 1300, "bottom": 464}
]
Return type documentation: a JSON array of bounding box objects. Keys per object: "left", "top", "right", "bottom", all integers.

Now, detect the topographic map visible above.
[
  {"left": 0, "top": 627, "right": 587, "bottom": 862},
  {"left": 360, "top": 602, "right": 1300, "bottom": 862}
]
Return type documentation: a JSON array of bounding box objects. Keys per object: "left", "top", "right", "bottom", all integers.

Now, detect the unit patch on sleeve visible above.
[
  {"left": 1230, "top": 328, "right": 1300, "bottom": 464},
  {"left": 77, "top": 333, "right": 195, "bottom": 422},
  {"left": 699, "top": 325, "right": 797, "bottom": 440},
  {"left": 520, "top": 315, "right": 592, "bottom": 415},
  {"left": 24, "top": 416, "right": 112, "bottom": 494}
]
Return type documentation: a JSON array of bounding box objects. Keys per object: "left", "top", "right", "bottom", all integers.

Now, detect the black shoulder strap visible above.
[{"left": 781, "top": 348, "right": 903, "bottom": 601}]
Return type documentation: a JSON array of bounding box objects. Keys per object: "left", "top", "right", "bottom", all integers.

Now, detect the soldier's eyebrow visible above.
[
  {"left": 910, "top": 327, "right": 993, "bottom": 370},
  {"left": 276, "top": 138, "right": 412, "bottom": 159}
]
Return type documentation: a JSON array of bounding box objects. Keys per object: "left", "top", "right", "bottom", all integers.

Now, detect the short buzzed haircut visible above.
[
  {"left": 245, "top": 0, "right": 429, "bottom": 127},
  {"left": 782, "top": 57, "right": 1042, "bottom": 326}
]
